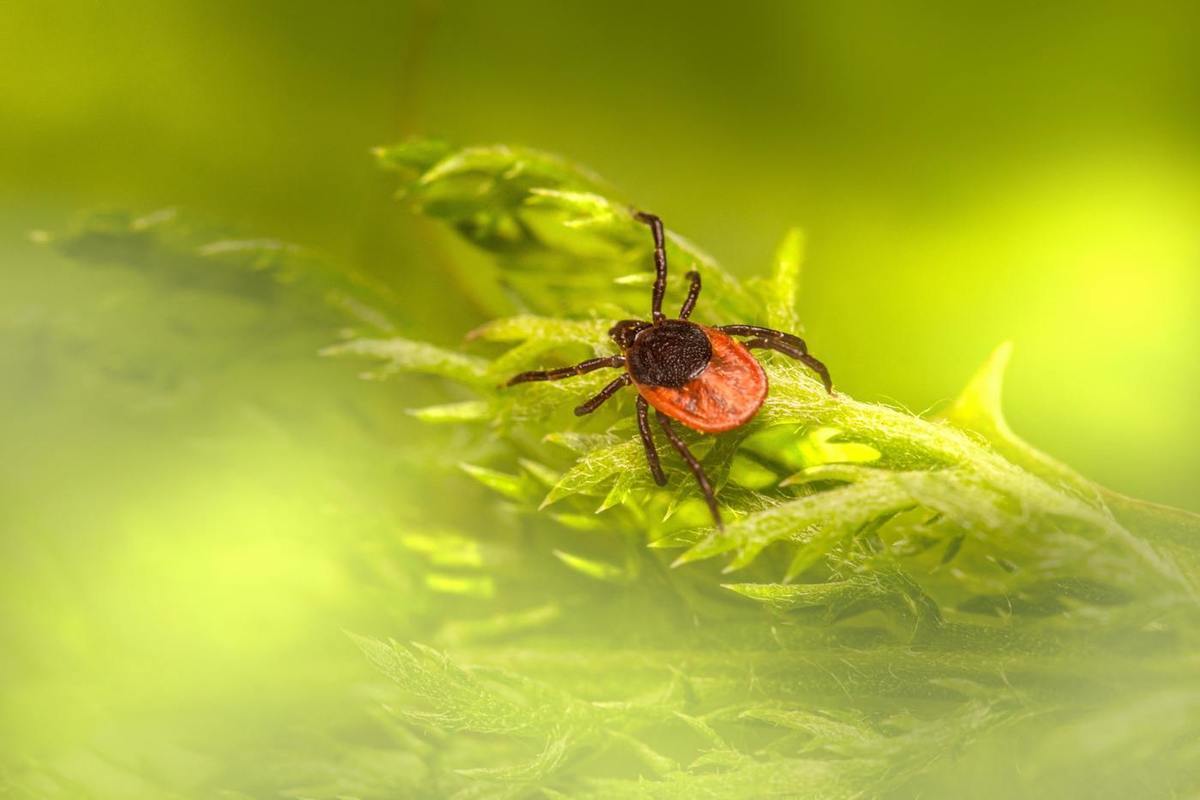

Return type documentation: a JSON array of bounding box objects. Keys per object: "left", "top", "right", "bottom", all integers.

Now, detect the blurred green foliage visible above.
[
  {"left": 2, "top": 3, "right": 1199, "bottom": 798},
  {"left": 4, "top": 138, "right": 1198, "bottom": 798}
]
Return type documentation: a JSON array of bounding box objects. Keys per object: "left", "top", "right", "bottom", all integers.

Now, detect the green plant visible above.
[{"left": 29, "top": 142, "right": 1200, "bottom": 799}]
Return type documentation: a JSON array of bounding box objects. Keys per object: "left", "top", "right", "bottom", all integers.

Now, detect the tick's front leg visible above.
[
  {"left": 678, "top": 271, "right": 702, "bottom": 319},
  {"left": 634, "top": 211, "right": 669, "bottom": 323},
  {"left": 575, "top": 374, "right": 632, "bottom": 416},
  {"left": 507, "top": 355, "right": 625, "bottom": 386}
]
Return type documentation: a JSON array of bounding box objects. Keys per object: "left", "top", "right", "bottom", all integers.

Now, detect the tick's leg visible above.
[
  {"left": 634, "top": 211, "right": 668, "bottom": 323},
  {"left": 574, "top": 374, "right": 632, "bottom": 416},
  {"left": 637, "top": 397, "right": 667, "bottom": 486},
  {"left": 719, "top": 324, "right": 812, "bottom": 354},
  {"left": 721, "top": 325, "right": 833, "bottom": 394},
  {"left": 507, "top": 355, "right": 625, "bottom": 386},
  {"left": 656, "top": 411, "right": 722, "bottom": 529},
  {"left": 678, "top": 270, "right": 702, "bottom": 320},
  {"left": 743, "top": 337, "right": 833, "bottom": 394}
]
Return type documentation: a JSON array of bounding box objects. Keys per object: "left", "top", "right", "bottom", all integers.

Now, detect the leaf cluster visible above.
[{"left": 29, "top": 140, "right": 1200, "bottom": 800}]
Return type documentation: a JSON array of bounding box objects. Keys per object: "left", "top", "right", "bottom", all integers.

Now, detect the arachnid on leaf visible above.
[{"left": 507, "top": 211, "right": 833, "bottom": 529}]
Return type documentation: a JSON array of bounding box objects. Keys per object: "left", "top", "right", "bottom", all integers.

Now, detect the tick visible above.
[{"left": 508, "top": 211, "right": 833, "bottom": 529}]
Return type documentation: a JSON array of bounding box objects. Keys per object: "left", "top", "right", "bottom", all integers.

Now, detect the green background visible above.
[{"left": 2, "top": 2, "right": 1197, "bottom": 796}]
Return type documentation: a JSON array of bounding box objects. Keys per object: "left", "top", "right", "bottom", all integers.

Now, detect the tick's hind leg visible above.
[
  {"left": 721, "top": 324, "right": 833, "bottom": 394},
  {"left": 656, "top": 411, "right": 722, "bottom": 529},
  {"left": 574, "top": 374, "right": 632, "bottom": 416},
  {"left": 637, "top": 397, "right": 666, "bottom": 486},
  {"left": 507, "top": 355, "right": 625, "bottom": 386},
  {"left": 743, "top": 337, "right": 833, "bottom": 394},
  {"left": 719, "top": 324, "right": 813, "bottom": 353}
]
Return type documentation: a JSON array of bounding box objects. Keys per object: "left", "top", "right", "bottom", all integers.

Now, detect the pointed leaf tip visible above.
[
  {"left": 766, "top": 227, "right": 806, "bottom": 330},
  {"left": 459, "top": 462, "right": 530, "bottom": 501},
  {"left": 946, "top": 341, "right": 1014, "bottom": 435},
  {"left": 553, "top": 549, "right": 626, "bottom": 582}
]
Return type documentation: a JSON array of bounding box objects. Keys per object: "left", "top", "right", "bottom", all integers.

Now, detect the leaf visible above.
[
  {"left": 737, "top": 707, "right": 875, "bottom": 751},
  {"left": 407, "top": 400, "right": 492, "bottom": 424},
  {"left": 438, "top": 604, "right": 561, "bottom": 646},
  {"left": 519, "top": 459, "right": 561, "bottom": 489},
  {"left": 552, "top": 550, "right": 627, "bottom": 583},
  {"left": 459, "top": 463, "right": 537, "bottom": 503},
  {"left": 541, "top": 439, "right": 645, "bottom": 508},
  {"left": 426, "top": 573, "right": 496, "bottom": 598},
  {"left": 322, "top": 337, "right": 490, "bottom": 386},
  {"left": 39, "top": 138, "right": 1200, "bottom": 800},
  {"left": 792, "top": 426, "right": 882, "bottom": 469},
  {"left": 725, "top": 568, "right": 941, "bottom": 628},
  {"left": 596, "top": 469, "right": 637, "bottom": 513},
  {"left": 606, "top": 731, "right": 678, "bottom": 776},
  {"left": 726, "top": 454, "right": 780, "bottom": 489},
  {"left": 526, "top": 188, "right": 628, "bottom": 231},
  {"left": 675, "top": 472, "right": 915, "bottom": 571},
  {"left": 544, "top": 431, "right": 623, "bottom": 454},
  {"left": 941, "top": 342, "right": 1103, "bottom": 506},
  {"left": 348, "top": 636, "right": 596, "bottom": 737},
  {"left": 381, "top": 140, "right": 758, "bottom": 320},
  {"left": 418, "top": 144, "right": 609, "bottom": 195},
  {"left": 46, "top": 208, "right": 401, "bottom": 333},
  {"left": 356, "top": 144, "right": 1200, "bottom": 799},
  {"left": 470, "top": 315, "right": 611, "bottom": 345},
  {"left": 401, "top": 532, "right": 484, "bottom": 568},
  {"left": 765, "top": 227, "right": 805, "bottom": 331},
  {"left": 456, "top": 733, "right": 574, "bottom": 782},
  {"left": 373, "top": 138, "right": 454, "bottom": 174}
]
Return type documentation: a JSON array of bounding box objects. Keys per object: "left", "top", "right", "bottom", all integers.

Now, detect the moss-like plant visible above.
[{"left": 30, "top": 142, "right": 1200, "bottom": 799}]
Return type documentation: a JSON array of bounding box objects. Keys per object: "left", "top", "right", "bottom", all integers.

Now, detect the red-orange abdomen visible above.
[{"left": 634, "top": 326, "right": 767, "bottom": 433}]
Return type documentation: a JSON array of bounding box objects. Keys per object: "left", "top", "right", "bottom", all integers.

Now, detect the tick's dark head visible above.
[
  {"left": 608, "top": 319, "right": 651, "bottom": 350},
  {"left": 626, "top": 319, "right": 713, "bottom": 388}
]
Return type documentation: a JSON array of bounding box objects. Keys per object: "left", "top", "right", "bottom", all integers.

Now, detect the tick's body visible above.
[
  {"left": 630, "top": 322, "right": 767, "bottom": 434},
  {"left": 508, "top": 212, "right": 833, "bottom": 528}
]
